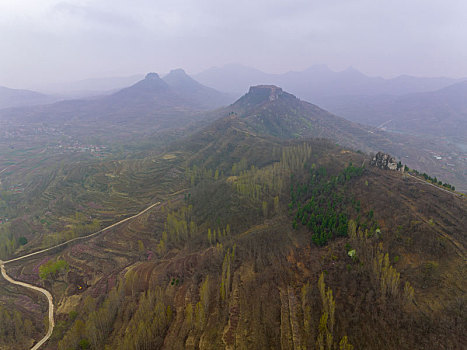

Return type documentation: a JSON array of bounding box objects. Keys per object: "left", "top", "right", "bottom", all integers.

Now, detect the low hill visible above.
[
  {"left": 163, "top": 69, "right": 234, "bottom": 109},
  {"left": 319, "top": 80, "right": 467, "bottom": 140},
  {"left": 185, "top": 85, "right": 466, "bottom": 191},
  {"left": 0, "top": 72, "right": 231, "bottom": 143},
  {"left": 0, "top": 86, "right": 57, "bottom": 109},
  {"left": 1, "top": 95, "right": 464, "bottom": 349},
  {"left": 37, "top": 74, "right": 145, "bottom": 97}
]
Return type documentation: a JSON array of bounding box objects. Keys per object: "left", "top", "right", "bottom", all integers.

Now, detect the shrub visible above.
[{"left": 39, "top": 259, "right": 69, "bottom": 280}]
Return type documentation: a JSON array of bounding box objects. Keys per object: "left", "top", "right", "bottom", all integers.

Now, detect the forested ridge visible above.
[
  {"left": 0, "top": 89, "right": 465, "bottom": 349},
  {"left": 14, "top": 137, "right": 460, "bottom": 350}
]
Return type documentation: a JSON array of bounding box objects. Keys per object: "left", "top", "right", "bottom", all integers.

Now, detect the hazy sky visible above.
[{"left": 1, "top": 0, "right": 467, "bottom": 88}]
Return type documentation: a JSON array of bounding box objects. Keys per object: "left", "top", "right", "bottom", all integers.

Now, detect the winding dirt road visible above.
[
  {"left": 0, "top": 200, "right": 161, "bottom": 349},
  {"left": 0, "top": 263, "right": 54, "bottom": 350}
]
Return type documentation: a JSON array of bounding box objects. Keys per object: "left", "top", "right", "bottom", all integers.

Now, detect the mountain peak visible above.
[
  {"left": 248, "top": 85, "right": 284, "bottom": 101},
  {"left": 163, "top": 69, "right": 195, "bottom": 86},
  {"left": 341, "top": 66, "right": 365, "bottom": 77},
  {"left": 145, "top": 72, "right": 161, "bottom": 80},
  {"left": 234, "top": 85, "right": 296, "bottom": 107},
  {"left": 166, "top": 68, "right": 188, "bottom": 77},
  {"left": 112, "top": 72, "right": 169, "bottom": 97}
]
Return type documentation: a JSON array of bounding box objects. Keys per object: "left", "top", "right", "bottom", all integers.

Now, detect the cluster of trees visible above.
[
  {"left": 233, "top": 162, "right": 285, "bottom": 202},
  {"left": 58, "top": 274, "right": 174, "bottom": 350},
  {"left": 372, "top": 244, "right": 401, "bottom": 298},
  {"left": 207, "top": 224, "right": 231, "bottom": 245},
  {"left": 232, "top": 143, "right": 313, "bottom": 203},
  {"left": 281, "top": 143, "right": 313, "bottom": 173},
  {"left": 0, "top": 223, "right": 18, "bottom": 259},
  {"left": 300, "top": 274, "right": 353, "bottom": 349},
  {"left": 0, "top": 214, "right": 36, "bottom": 259},
  {"left": 0, "top": 190, "right": 16, "bottom": 218},
  {"left": 0, "top": 305, "right": 35, "bottom": 349},
  {"left": 290, "top": 164, "right": 364, "bottom": 246},
  {"left": 316, "top": 273, "right": 354, "bottom": 350},
  {"left": 293, "top": 193, "right": 349, "bottom": 246},
  {"left": 186, "top": 165, "right": 221, "bottom": 186},
  {"left": 72, "top": 213, "right": 101, "bottom": 236},
  {"left": 41, "top": 216, "right": 101, "bottom": 248},
  {"left": 39, "top": 259, "right": 69, "bottom": 280},
  {"left": 262, "top": 197, "right": 281, "bottom": 218},
  {"left": 409, "top": 169, "right": 456, "bottom": 191},
  {"left": 231, "top": 158, "right": 249, "bottom": 175},
  {"left": 220, "top": 246, "right": 235, "bottom": 301},
  {"left": 156, "top": 205, "right": 197, "bottom": 254},
  {"left": 348, "top": 220, "right": 414, "bottom": 305},
  {"left": 0, "top": 220, "right": 35, "bottom": 259},
  {"left": 116, "top": 287, "right": 172, "bottom": 350},
  {"left": 185, "top": 275, "right": 211, "bottom": 331},
  {"left": 421, "top": 173, "right": 455, "bottom": 191}
]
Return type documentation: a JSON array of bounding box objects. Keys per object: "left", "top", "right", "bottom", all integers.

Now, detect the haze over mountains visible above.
[
  {"left": 194, "top": 63, "right": 464, "bottom": 98},
  {"left": 37, "top": 74, "right": 145, "bottom": 97},
  {"left": 3, "top": 63, "right": 466, "bottom": 143},
  {"left": 1, "top": 68, "right": 465, "bottom": 191},
  {"left": 195, "top": 64, "right": 467, "bottom": 140},
  {"left": 0, "top": 70, "right": 231, "bottom": 135},
  {"left": 194, "top": 64, "right": 467, "bottom": 164},
  {"left": 0, "top": 86, "right": 59, "bottom": 110},
  {"left": 1, "top": 1, "right": 466, "bottom": 348},
  {"left": 319, "top": 80, "right": 467, "bottom": 140},
  {"left": 184, "top": 84, "right": 466, "bottom": 190},
  {"left": 1, "top": 75, "right": 465, "bottom": 350}
]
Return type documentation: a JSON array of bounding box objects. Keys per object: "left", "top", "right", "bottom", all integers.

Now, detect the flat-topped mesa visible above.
[
  {"left": 235, "top": 85, "right": 296, "bottom": 107},
  {"left": 145, "top": 72, "right": 161, "bottom": 80},
  {"left": 165, "top": 68, "right": 188, "bottom": 78},
  {"left": 248, "top": 85, "right": 285, "bottom": 101}
]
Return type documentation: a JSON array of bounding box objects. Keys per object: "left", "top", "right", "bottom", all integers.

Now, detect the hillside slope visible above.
[
  {"left": 0, "top": 86, "right": 57, "bottom": 109},
  {"left": 0, "top": 87, "right": 465, "bottom": 349},
  {"left": 190, "top": 85, "right": 466, "bottom": 191},
  {"left": 319, "top": 80, "right": 467, "bottom": 140},
  {"left": 0, "top": 72, "right": 230, "bottom": 143},
  {"left": 163, "top": 69, "right": 234, "bottom": 109}
]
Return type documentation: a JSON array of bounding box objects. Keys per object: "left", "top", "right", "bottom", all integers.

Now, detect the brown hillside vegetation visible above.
[
  {"left": 0, "top": 86, "right": 465, "bottom": 350},
  {"left": 3, "top": 136, "right": 465, "bottom": 350}
]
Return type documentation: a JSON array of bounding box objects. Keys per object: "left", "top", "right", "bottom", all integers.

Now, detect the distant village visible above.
[
  {"left": 52, "top": 142, "right": 109, "bottom": 157},
  {"left": 1, "top": 124, "right": 109, "bottom": 158}
]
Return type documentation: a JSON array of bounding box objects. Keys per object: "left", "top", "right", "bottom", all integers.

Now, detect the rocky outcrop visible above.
[
  {"left": 370, "top": 152, "right": 402, "bottom": 171},
  {"left": 234, "top": 85, "right": 296, "bottom": 107},
  {"left": 249, "top": 85, "right": 284, "bottom": 101},
  {"left": 145, "top": 72, "right": 160, "bottom": 80}
]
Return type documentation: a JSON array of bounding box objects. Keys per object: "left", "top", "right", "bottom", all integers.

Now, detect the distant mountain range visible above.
[
  {"left": 3, "top": 78, "right": 465, "bottom": 350},
  {"left": 183, "top": 85, "right": 465, "bottom": 192},
  {"left": 195, "top": 63, "right": 467, "bottom": 142},
  {"left": 0, "top": 70, "right": 232, "bottom": 130},
  {"left": 37, "top": 74, "right": 145, "bottom": 97},
  {"left": 162, "top": 69, "right": 234, "bottom": 109},
  {"left": 318, "top": 80, "right": 467, "bottom": 140},
  {"left": 1, "top": 70, "right": 465, "bottom": 190},
  {"left": 0, "top": 86, "right": 58, "bottom": 110},
  {"left": 194, "top": 63, "right": 464, "bottom": 98}
]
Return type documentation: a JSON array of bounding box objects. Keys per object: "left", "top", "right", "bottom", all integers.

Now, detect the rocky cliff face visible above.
[
  {"left": 370, "top": 152, "right": 402, "bottom": 171},
  {"left": 234, "top": 85, "right": 296, "bottom": 108},
  {"left": 249, "top": 85, "right": 284, "bottom": 101}
]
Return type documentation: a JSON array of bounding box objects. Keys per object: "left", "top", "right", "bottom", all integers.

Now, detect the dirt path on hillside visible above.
[
  {"left": 4, "top": 201, "right": 161, "bottom": 264},
  {"left": 0, "top": 196, "right": 175, "bottom": 349},
  {"left": 406, "top": 173, "right": 464, "bottom": 198},
  {"left": 0, "top": 263, "right": 54, "bottom": 350}
]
